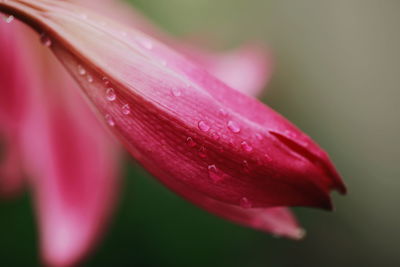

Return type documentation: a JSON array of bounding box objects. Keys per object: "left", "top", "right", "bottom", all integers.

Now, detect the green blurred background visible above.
[{"left": 1, "top": 0, "right": 399, "bottom": 266}]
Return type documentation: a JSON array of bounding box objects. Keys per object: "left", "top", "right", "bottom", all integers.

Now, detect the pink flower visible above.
[
  {"left": 0, "top": 10, "right": 121, "bottom": 267},
  {"left": 0, "top": 0, "right": 346, "bottom": 266}
]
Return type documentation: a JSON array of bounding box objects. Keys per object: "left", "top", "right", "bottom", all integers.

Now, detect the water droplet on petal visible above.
[
  {"left": 122, "top": 104, "right": 131, "bottom": 115},
  {"left": 218, "top": 108, "right": 227, "bottom": 117},
  {"left": 264, "top": 153, "right": 272, "bottom": 161},
  {"left": 208, "top": 164, "right": 224, "bottom": 183},
  {"left": 102, "top": 76, "right": 110, "bottom": 85},
  {"left": 105, "top": 114, "right": 115, "bottom": 127},
  {"left": 198, "top": 121, "right": 210, "bottom": 132},
  {"left": 211, "top": 132, "right": 220, "bottom": 140},
  {"left": 86, "top": 75, "right": 93, "bottom": 83},
  {"left": 186, "top": 137, "right": 197, "bottom": 148},
  {"left": 40, "top": 33, "right": 52, "bottom": 47},
  {"left": 242, "top": 160, "right": 250, "bottom": 173},
  {"left": 227, "top": 120, "right": 240, "bottom": 133},
  {"left": 106, "top": 88, "right": 116, "bottom": 101},
  {"left": 198, "top": 146, "right": 207, "bottom": 158},
  {"left": 138, "top": 37, "right": 153, "bottom": 50},
  {"left": 229, "top": 138, "right": 235, "bottom": 145},
  {"left": 255, "top": 133, "right": 263, "bottom": 141},
  {"left": 77, "top": 65, "right": 86, "bottom": 76},
  {"left": 241, "top": 141, "right": 253, "bottom": 152},
  {"left": 171, "top": 87, "right": 181, "bottom": 97},
  {"left": 4, "top": 15, "right": 14, "bottom": 23},
  {"left": 240, "top": 197, "right": 252, "bottom": 208}
]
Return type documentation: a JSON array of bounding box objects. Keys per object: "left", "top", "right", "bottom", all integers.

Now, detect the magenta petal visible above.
[
  {"left": 0, "top": 18, "right": 30, "bottom": 197},
  {"left": 0, "top": 133, "right": 23, "bottom": 197},
  {"left": 81, "top": 0, "right": 271, "bottom": 96},
  {"left": 0, "top": 0, "right": 345, "bottom": 210},
  {"left": 161, "top": 175, "right": 303, "bottom": 239},
  {"left": 0, "top": 0, "right": 346, "bottom": 243},
  {"left": 19, "top": 60, "right": 121, "bottom": 266},
  {"left": 0, "top": 14, "right": 121, "bottom": 267}
]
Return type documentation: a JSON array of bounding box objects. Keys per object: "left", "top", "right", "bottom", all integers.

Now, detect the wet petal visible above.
[
  {"left": 0, "top": 0, "right": 346, "bottom": 211},
  {"left": 0, "top": 1, "right": 346, "bottom": 247},
  {"left": 19, "top": 56, "right": 121, "bottom": 266},
  {"left": 80, "top": 0, "right": 271, "bottom": 96}
]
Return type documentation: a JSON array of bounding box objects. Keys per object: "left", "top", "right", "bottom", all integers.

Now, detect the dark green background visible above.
[{"left": 1, "top": 0, "right": 399, "bottom": 266}]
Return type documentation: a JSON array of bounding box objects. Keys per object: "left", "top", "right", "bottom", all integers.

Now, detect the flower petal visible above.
[
  {"left": 0, "top": 12, "right": 121, "bottom": 267},
  {"left": 0, "top": 132, "right": 24, "bottom": 197},
  {"left": 0, "top": 0, "right": 345, "bottom": 212},
  {"left": 160, "top": 174, "right": 304, "bottom": 239},
  {"left": 19, "top": 54, "right": 121, "bottom": 266},
  {"left": 0, "top": 17, "right": 31, "bottom": 197},
  {"left": 181, "top": 44, "right": 272, "bottom": 96},
  {"left": 80, "top": 0, "right": 271, "bottom": 96}
]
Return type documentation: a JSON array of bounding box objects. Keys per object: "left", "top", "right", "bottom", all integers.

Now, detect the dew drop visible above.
[
  {"left": 122, "top": 104, "right": 131, "bottom": 115},
  {"left": 208, "top": 164, "right": 224, "bottom": 183},
  {"left": 264, "top": 153, "right": 272, "bottom": 161},
  {"left": 242, "top": 160, "right": 250, "bottom": 173},
  {"left": 198, "top": 121, "right": 210, "bottom": 132},
  {"left": 239, "top": 197, "right": 252, "bottom": 209},
  {"left": 40, "top": 33, "right": 52, "bottom": 47},
  {"left": 255, "top": 133, "right": 263, "bottom": 141},
  {"left": 86, "top": 75, "right": 93, "bottom": 83},
  {"left": 198, "top": 146, "right": 207, "bottom": 158},
  {"left": 241, "top": 141, "right": 253, "bottom": 152},
  {"left": 4, "top": 15, "right": 14, "bottom": 24},
  {"left": 106, "top": 88, "right": 116, "bottom": 101},
  {"left": 211, "top": 132, "right": 220, "bottom": 140},
  {"left": 102, "top": 76, "right": 110, "bottom": 85},
  {"left": 138, "top": 37, "right": 153, "bottom": 50},
  {"left": 171, "top": 87, "right": 181, "bottom": 97},
  {"left": 105, "top": 114, "right": 115, "bottom": 127},
  {"left": 227, "top": 120, "right": 240, "bottom": 133},
  {"left": 186, "top": 137, "right": 197, "bottom": 148},
  {"left": 77, "top": 65, "right": 86, "bottom": 76},
  {"left": 229, "top": 138, "right": 235, "bottom": 145},
  {"left": 218, "top": 108, "right": 227, "bottom": 117}
]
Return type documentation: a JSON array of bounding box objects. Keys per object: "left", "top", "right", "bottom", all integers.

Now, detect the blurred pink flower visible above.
[
  {"left": 0, "top": 10, "right": 120, "bottom": 267},
  {"left": 0, "top": 0, "right": 346, "bottom": 266}
]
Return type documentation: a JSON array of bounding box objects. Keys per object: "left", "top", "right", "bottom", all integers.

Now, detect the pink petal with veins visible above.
[
  {"left": 81, "top": 0, "right": 271, "bottom": 96},
  {"left": 79, "top": 0, "right": 294, "bottom": 238},
  {"left": 0, "top": 0, "right": 346, "bottom": 245},
  {"left": 0, "top": 0, "right": 346, "bottom": 207}
]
